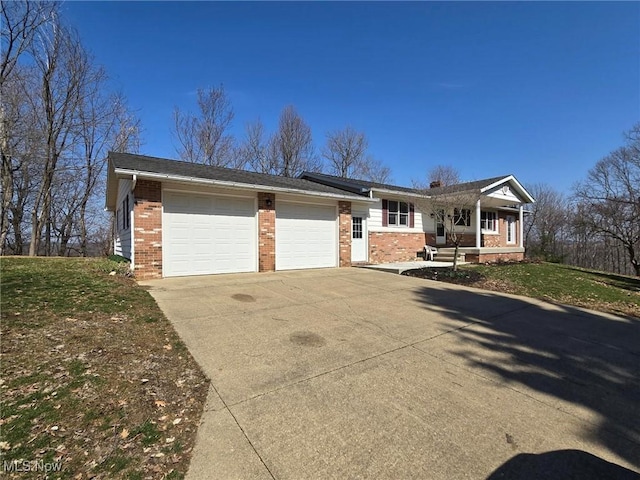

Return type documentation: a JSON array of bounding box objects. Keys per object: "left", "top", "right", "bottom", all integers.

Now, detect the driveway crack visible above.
[{"left": 208, "top": 382, "right": 277, "bottom": 479}]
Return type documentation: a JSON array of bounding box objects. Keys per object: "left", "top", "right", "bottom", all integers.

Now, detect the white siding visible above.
[
  {"left": 113, "top": 179, "right": 133, "bottom": 259},
  {"left": 367, "top": 197, "right": 426, "bottom": 233}
]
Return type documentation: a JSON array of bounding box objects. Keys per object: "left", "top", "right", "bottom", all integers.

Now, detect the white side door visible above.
[{"left": 351, "top": 213, "right": 367, "bottom": 262}]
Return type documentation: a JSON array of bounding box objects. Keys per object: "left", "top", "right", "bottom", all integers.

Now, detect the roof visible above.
[
  {"left": 300, "top": 171, "right": 535, "bottom": 203},
  {"left": 106, "top": 152, "right": 372, "bottom": 210},
  {"left": 300, "top": 171, "right": 421, "bottom": 195},
  {"left": 426, "top": 176, "right": 508, "bottom": 195}
]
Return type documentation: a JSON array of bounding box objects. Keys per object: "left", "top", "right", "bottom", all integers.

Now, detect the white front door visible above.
[
  {"left": 351, "top": 214, "right": 367, "bottom": 262},
  {"left": 435, "top": 209, "right": 446, "bottom": 245}
]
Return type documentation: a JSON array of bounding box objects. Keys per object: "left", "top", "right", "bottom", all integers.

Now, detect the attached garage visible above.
[
  {"left": 275, "top": 202, "right": 338, "bottom": 270},
  {"left": 163, "top": 191, "right": 257, "bottom": 277}
]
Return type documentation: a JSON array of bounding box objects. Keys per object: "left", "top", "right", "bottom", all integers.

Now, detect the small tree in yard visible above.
[{"left": 414, "top": 168, "right": 481, "bottom": 271}]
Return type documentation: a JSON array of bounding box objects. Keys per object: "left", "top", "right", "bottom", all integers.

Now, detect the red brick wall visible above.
[
  {"left": 369, "top": 232, "right": 425, "bottom": 263},
  {"left": 258, "top": 193, "right": 276, "bottom": 272},
  {"left": 480, "top": 212, "right": 519, "bottom": 247},
  {"left": 466, "top": 252, "right": 524, "bottom": 263},
  {"left": 338, "top": 201, "right": 352, "bottom": 267},
  {"left": 425, "top": 232, "right": 477, "bottom": 247},
  {"left": 133, "top": 180, "right": 163, "bottom": 279},
  {"left": 483, "top": 234, "right": 501, "bottom": 247}
]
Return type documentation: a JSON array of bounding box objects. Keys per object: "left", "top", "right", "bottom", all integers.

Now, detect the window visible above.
[
  {"left": 122, "top": 195, "right": 130, "bottom": 230},
  {"left": 387, "top": 200, "right": 410, "bottom": 226},
  {"left": 506, "top": 215, "right": 516, "bottom": 244},
  {"left": 480, "top": 211, "right": 498, "bottom": 232},
  {"left": 352, "top": 217, "right": 363, "bottom": 239},
  {"left": 454, "top": 208, "right": 471, "bottom": 227}
]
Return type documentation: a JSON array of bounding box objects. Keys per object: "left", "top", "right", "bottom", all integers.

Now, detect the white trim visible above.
[
  {"left": 369, "top": 227, "right": 422, "bottom": 234},
  {"left": 506, "top": 215, "right": 516, "bottom": 245},
  {"left": 480, "top": 175, "right": 535, "bottom": 204},
  {"left": 130, "top": 190, "right": 135, "bottom": 271},
  {"left": 519, "top": 205, "right": 524, "bottom": 248},
  {"left": 480, "top": 210, "right": 499, "bottom": 234},
  {"left": 163, "top": 186, "right": 256, "bottom": 200},
  {"left": 475, "top": 199, "right": 481, "bottom": 248},
  {"left": 371, "top": 187, "right": 429, "bottom": 199},
  {"left": 113, "top": 168, "right": 375, "bottom": 203}
]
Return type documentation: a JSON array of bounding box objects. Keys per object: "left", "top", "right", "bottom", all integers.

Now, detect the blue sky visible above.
[{"left": 64, "top": 1, "right": 639, "bottom": 192}]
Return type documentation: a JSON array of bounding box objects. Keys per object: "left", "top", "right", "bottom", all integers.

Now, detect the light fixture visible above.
[{"left": 265, "top": 198, "right": 272, "bottom": 207}]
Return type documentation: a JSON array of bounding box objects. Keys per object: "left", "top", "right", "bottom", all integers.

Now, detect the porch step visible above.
[{"left": 434, "top": 248, "right": 466, "bottom": 263}]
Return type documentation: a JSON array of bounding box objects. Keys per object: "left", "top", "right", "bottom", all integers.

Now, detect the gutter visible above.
[{"left": 113, "top": 168, "right": 377, "bottom": 203}]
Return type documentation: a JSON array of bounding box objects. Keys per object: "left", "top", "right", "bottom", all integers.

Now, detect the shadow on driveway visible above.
[
  {"left": 411, "top": 285, "right": 640, "bottom": 470},
  {"left": 486, "top": 449, "right": 640, "bottom": 480}
]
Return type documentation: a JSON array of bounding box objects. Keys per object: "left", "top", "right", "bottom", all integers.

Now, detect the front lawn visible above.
[
  {"left": 0, "top": 257, "right": 209, "bottom": 479},
  {"left": 404, "top": 262, "right": 640, "bottom": 318}
]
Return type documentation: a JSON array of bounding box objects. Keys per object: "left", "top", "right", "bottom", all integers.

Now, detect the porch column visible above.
[
  {"left": 519, "top": 204, "right": 524, "bottom": 248},
  {"left": 475, "top": 199, "right": 481, "bottom": 248}
]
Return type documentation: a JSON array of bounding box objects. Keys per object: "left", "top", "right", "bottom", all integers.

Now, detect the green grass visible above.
[
  {"left": 465, "top": 262, "right": 640, "bottom": 317},
  {"left": 1, "top": 257, "right": 160, "bottom": 327}
]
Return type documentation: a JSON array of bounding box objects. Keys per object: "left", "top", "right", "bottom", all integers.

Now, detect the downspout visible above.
[
  {"left": 130, "top": 175, "right": 137, "bottom": 271},
  {"left": 475, "top": 199, "right": 481, "bottom": 248}
]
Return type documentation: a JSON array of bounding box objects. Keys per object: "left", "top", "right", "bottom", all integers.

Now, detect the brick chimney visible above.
[{"left": 430, "top": 180, "right": 441, "bottom": 188}]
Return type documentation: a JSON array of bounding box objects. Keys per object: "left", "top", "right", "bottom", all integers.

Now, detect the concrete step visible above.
[{"left": 435, "top": 253, "right": 466, "bottom": 262}]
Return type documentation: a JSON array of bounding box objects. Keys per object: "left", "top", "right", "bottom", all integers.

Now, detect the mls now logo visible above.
[{"left": 3, "top": 459, "right": 63, "bottom": 473}]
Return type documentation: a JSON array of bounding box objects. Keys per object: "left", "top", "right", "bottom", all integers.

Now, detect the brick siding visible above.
[
  {"left": 258, "top": 192, "right": 276, "bottom": 272},
  {"left": 338, "top": 201, "right": 352, "bottom": 267},
  {"left": 369, "top": 232, "right": 425, "bottom": 263},
  {"left": 133, "top": 180, "right": 162, "bottom": 280},
  {"left": 466, "top": 252, "right": 524, "bottom": 263}
]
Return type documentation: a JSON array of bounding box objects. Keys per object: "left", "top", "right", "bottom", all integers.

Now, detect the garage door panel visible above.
[
  {"left": 276, "top": 203, "right": 337, "bottom": 270},
  {"left": 163, "top": 192, "right": 256, "bottom": 277}
]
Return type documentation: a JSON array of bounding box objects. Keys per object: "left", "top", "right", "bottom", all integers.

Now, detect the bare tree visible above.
[
  {"left": 26, "top": 20, "right": 93, "bottom": 256},
  {"left": 1, "top": 1, "right": 58, "bottom": 85},
  {"left": 0, "top": 1, "right": 58, "bottom": 254},
  {"left": 523, "top": 183, "right": 567, "bottom": 261},
  {"left": 240, "top": 118, "right": 274, "bottom": 174},
  {"left": 428, "top": 165, "right": 460, "bottom": 187},
  {"left": 74, "top": 89, "right": 140, "bottom": 256},
  {"left": 358, "top": 156, "right": 392, "bottom": 183},
  {"left": 322, "top": 126, "right": 368, "bottom": 178},
  {"left": 1, "top": 3, "right": 141, "bottom": 257},
  {"left": 574, "top": 124, "right": 640, "bottom": 276},
  {"left": 172, "top": 85, "right": 240, "bottom": 168},
  {"left": 268, "top": 105, "right": 320, "bottom": 177}
]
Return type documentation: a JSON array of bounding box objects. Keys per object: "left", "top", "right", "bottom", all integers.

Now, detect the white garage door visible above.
[
  {"left": 163, "top": 192, "right": 256, "bottom": 277},
  {"left": 276, "top": 202, "right": 337, "bottom": 270}
]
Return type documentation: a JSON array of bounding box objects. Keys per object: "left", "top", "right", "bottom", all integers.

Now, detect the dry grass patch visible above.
[{"left": 1, "top": 257, "right": 209, "bottom": 479}]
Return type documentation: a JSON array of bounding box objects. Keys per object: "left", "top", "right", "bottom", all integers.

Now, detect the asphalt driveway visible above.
[{"left": 140, "top": 268, "right": 640, "bottom": 479}]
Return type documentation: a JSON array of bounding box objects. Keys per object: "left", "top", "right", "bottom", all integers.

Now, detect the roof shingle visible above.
[{"left": 109, "top": 152, "right": 366, "bottom": 198}]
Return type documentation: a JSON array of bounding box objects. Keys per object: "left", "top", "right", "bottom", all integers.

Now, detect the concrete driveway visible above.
[{"left": 140, "top": 268, "right": 640, "bottom": 479}]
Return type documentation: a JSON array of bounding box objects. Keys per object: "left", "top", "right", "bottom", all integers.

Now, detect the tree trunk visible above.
[
  {"left": 453, "top": 242, "right": 459, "bottom": 272},
  {"left": 0, "top": 154, "right": 13, "bottom": 255}
]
